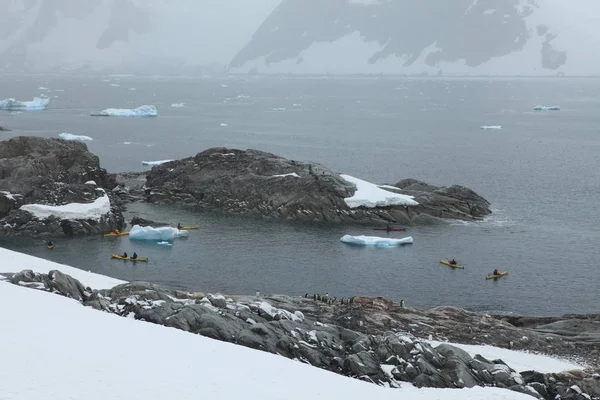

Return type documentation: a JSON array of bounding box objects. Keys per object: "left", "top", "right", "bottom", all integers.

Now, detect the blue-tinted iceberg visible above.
[
  {"left": 533, "top": 105, "right": 561, "bottom": 111},
  {"left": 480, "top": 125, "right": 502, "bottom": 130},
  {"left": 91, "top": 105, "right": 157, "bottom": 117},
  {"left": 0, "top": 96, "right": 49, "bottom": 110},
  {"left": 58, "top": 133, "right": 93, "bottom": 141},
  {"left": 340, "top": 234, "right": 413, "bottom": 247},
  {"left": 129, "top": 225, "right": 188, "bottom": 241}
]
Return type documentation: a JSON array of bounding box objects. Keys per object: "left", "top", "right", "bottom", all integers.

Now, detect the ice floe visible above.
[
  {"left": 533, "top": 105, "right": 561, "bottom": 111},
  {"left": 220, "top": 123, "right": 228, "bottom": 127},
  {"left": 141, "top": 160, "right": 172, "bottom": 166},
  {"left": 340, "top": 235, "right": 413, "bottom": 247},
  {"left": 58, "top": 133, "right": 94, "bottom": 141},
  {"left": 20, "top": 190, "right": 111, "bottom": 221},
  {"left": 0, "top": 96, "right": 50, "bottom": 110},
  {"left": 340, "top": 174, "right": 418, "bottom": 208},
  {"left": 129, "top": 225, "right": 188, "bottom": 242},
  {"left": 270, "top": 107, "right": 286, "bottom": 111},
  {"left": 91, "top": 105, "right": 157, "bottom": 117},
  {"left": 480, "top": 125, "right": 502, "bottom": 130},
  {"left": 171, "top": 103, "right": 185, "bottom": 108}
]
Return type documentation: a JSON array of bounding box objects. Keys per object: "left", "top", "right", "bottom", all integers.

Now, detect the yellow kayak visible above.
[
  {"left": 440, "top": 260, "right": 464, "bottom": 269},
  {"left": 486, "top": 271, "right": 509, "bottom": 280},
  {"left": 104, "top": 232, "right": 130, "bottom": 237},
  {"left": 178, "top": 226, "right": 199, "bottom": 230},
  {"left": 47, "top": 244, "right": 54, "bottom": 249},
  {"left": 110, "top": 254, "right": 149, "bottom": 262}
]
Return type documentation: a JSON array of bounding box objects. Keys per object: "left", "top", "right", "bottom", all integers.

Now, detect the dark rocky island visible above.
[
  {"left": 3, "top": 269, "right": 598, "bottom": 400},
  {"left": 0, "top": 136, "right": 125, "bottom": 236},
  {"left": 143, "top": 147, "right": 491, "bottom": 223}
]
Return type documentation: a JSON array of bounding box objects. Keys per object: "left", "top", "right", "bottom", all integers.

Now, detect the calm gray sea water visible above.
[{"left": 1, "top": 75, "right": 599, "bottom": 316}]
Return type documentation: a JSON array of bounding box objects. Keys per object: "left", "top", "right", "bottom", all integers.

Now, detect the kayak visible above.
[
  {"left": 373, "top": 227, "right": 406, "bottom": 232},
  {"left": 47, "top": 244, "right": 54, "bottom": 249},
  {"left": 486, "top": 271, "right": 509, "bottom": 280},
  {"left": 439, "top": 260, "right": 464, "bottom": 269},
  {"left": 178, "top": 226, "right": 199, "bottom": 230},
  {"left": 110, "top": 254, "right": 149, "bottom": 262},
  {"left": 104, "top": 232, "right": 130, "bottom": 237}
]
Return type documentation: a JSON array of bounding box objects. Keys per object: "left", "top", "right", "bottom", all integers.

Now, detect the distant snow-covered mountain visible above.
[
  {"left": 0, "top": 0, "right": 280, "bottom": 73},
  {"left": 229, "top": 0, "right": 600, "bottom": 76}
]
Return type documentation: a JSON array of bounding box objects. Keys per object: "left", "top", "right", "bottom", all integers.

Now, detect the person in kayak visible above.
[
  {"left": 114, "top": 229, "right": 120, "bottom": 235},
  {"left": 492, "top": 268, "right": 500, "bottom": 276},
  {"left": 177, "top": 223, "right": 182, "bottom": 230},
  {"left": 47, "top": 240, "right": 53, "bottom": 247},
  {"left": 449, "top": 259, "right": 457, "bottom": 265},
  {"left": 122, "top": 252, "right": 128, "bottom": 258},
  {"left": 131, "top": 252, "right": 138, "bottom": 260}
]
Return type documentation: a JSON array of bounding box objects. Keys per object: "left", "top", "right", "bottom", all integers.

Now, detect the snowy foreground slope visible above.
[
  {"left": 0, "top": 248, "right": 575, "bottom": 399},
  {"left": 230, "top": 0, "right": 600, "bottom": 76}
]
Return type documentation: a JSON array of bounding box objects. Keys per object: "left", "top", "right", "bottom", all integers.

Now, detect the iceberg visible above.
[
  {"left": 91, "top": 105, "right": 157, "bottom": 117},
  {"left": 340, "top": 234, "right": 413, "bottom": 247},
  {"left": 533, "top": 105, "right": 561, "bottom": 111},
  {"left": 340, "top": 174, "right": 418, "bottom": 208},
  {"left": 58, "top": 132, "right": 94, "bottom": 141},
  {"left": 20, "top": 190, "right": 110, "bottom": 221},
  {"left": 0, "top": 96, "right": 50, "bottom": 110},
  {"left": 171, "top": 103, "right": 185, "bottom": 108},
  {"left": 129, "top": 225, "right": 188, "bottom": 242},
  {"left": 141, "top": 159, "right": 172, "bottom": 166},
  {"left": 480, "top": 126, "right": 502, "bottom": 130}
]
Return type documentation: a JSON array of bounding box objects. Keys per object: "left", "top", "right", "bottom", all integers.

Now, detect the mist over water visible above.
[{"left": 1, "top": 74, "right": 599, "bottom": 316}]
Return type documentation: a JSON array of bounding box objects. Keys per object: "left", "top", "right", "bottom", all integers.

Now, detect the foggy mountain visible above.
[
  {"left": 0, "top": 0, "right": 280, "bottom": 73},
  {"left": 2, "top": 0, "right": 600, "bottom": 76},
  {"left": 231, "top": 0, "right": 600, "bottom": 76}
]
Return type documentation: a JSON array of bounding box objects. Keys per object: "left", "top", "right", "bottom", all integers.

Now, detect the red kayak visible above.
[{"left": 373, "top": 227, "right": 406, "bottom": 232}]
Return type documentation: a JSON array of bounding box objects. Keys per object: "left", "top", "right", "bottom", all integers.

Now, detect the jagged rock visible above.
[
  {"left": 130, "top": 216, "right": 169, "bottom": 227},
  {"left": 208, "top": 293, "right": 228, "bottom": 308},
  {"left": 0, "top": 136, "right": 124, "bottom": 236},
  {"left": 0, "top": 126, "right": 10, "bottom": 131},
  {"left": 143, "top": 147, "right": 491, "bottom": 224},
  {"left": 47, "top": 270, "right": 89, "bottom": 301}
]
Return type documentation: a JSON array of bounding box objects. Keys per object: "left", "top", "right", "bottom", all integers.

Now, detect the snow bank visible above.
[
  {"left": 92, "top": 105, "right": 157, "bottom": 117},
  {"left": 533, "top": 105, "right": 561, "bottom": 111},
  {"left": 58, "top": 132, "right": 94, "bottom": 141},
  {"left": 341, "top": 234, "right": 413, "bottom": 247},
  {"left": 480, "top": 126, "right": 502, "bottom": 130},
  {"left": 20, "top": 190, "right": 111, "bottom": 221},
  {"left": 0, "top": 247, "right": 124, "bottom": 289},
  {"left": 0, "top": 96, "right": 49, "bottom": 110},
  {"left": 340, "top": 174, "right": 418, "bottom": 208},
  {"left": 272, "top": 173, "right": 300, "bottom": 178},
  {"left": 0, "top": 281, "right": 532, "bottom": 400},
  {"left": 428, "top": 341, "right": 583, "bottom": 373},
  {"left": 141, "top": 159, "right": 172, "bottom": 166},
  {"left": 171, "top": 103, "right": 185, "bottom": 108},
  {"left": 129, "top": 225, "right": 188, "bottom": 241}
]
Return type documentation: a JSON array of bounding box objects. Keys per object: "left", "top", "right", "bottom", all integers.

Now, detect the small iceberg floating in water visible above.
[
  {"left": 58, "top": 132, "right": 94, "bottom": 141},
  {"left": 533, "top": 105, "right": 561, "bottom": 111},
  {"left": 91, "top": 105, "right": 157, "bottom": 117},
  {"left": 0, "top": 96, "right": 50, "bottom": 110},
  {"left": 141, "top": 159, "right": 172, "bottom": 166},
  {"left": 480, "top": 125, "right": 502, "bottom": 130},
  {"left": 129, "top": 225, "right": 188, "bottom": 241},
  {"left": 171, "top": 103, "right": 185, "bottom": 108},
  {"left": 341, "top": 234, "right": 413, "bottom": 247},
  {"left": 157, "top": 241, "right": 173, "bottom": 246}
]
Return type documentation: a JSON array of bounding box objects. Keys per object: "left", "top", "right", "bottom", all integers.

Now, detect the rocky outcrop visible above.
[
  {"left": 0, "top": 125, "right": 10, "bottom": 131},
  {"left": 5, "top": 269, "right": 598, "bottom": 400},
  {"left": 144, "top": 147, "right": 491, "bottom": 224},
  {"left": 0, "top": 136, "right": 124, "bottom": 236}
]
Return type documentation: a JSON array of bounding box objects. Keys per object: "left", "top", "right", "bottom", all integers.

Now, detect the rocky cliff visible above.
[
  {"left": 143, "top": 147, "right": 491, "bottom": 223},
  {"left": 4, "top": 269, "right": 599, "bottom": 400},
  {"left": 0, "top": 136, "right": 124, "bottom": 236}
]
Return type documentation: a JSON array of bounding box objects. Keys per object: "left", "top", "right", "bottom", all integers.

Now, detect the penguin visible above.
[
  {"left": 313, "top": 293, "right": 317, "bottom": 300},
  {"left": 256, "top": 290, "right": 260, "bottom": 297},
  {"left": 332, "top": 297, "right": 337, "bottom": 304},
  {"left": 304, "top": 293, "right": 309, "bottom": 298},
  {"left": 317, "top": 294, "right": 321, "bottom": 301},
  {"left": 400, "top": 299, "right": 405, "bottom": 308},
  {"left": 350, "top": 296, "right": 355, "bottom": 304}
]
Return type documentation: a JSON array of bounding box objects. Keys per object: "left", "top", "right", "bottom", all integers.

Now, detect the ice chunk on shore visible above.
[
  {"left": 533, "top": 105, "right": 561, "bottom": 111},
  {"left": 0, "top": 96, "right": 49, "bottom": 110},
  {"left": 480, "top": 125, "right": 502, "bottom": 130},
  {"left": 272, "top": 173, "right": 300, "bottom": 178},
  {"left": 341, "top": 235, "right": 413, "bottom": 247},
  {"left": 58, "top": 133, "right": 93, "bottom": 141},
  {"left": 340, "top": 174, "right": 418, "bottom": 208},
  {"left": 129, "top": 225, "right": 187, "bottom": 241},
  {"left": 142, "top": 159, "right": 172, "bottom": 166},
  {"left": 20, "top": 190, "right": 110, "bottom": 221},
  {"left": 91, "top": 105, "right": 157, "bottom": 117},
  {"left": 171, "top": 103, "right": 185, "bottom": 108}
]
